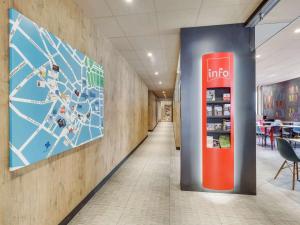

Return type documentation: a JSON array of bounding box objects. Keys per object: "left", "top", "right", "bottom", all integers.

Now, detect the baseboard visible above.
[
  {"left": 148, "top": 122, "right": 158, "bottom": 132},
  {"left": 58, "top": 135, "right": 148, "bottom": 225}
]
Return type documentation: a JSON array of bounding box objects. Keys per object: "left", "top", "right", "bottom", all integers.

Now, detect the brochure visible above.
[
  {"left": 223, "top": 93, "right": 230, "bottom": 101},
  {"left": 214, "top": 105, "right": 223, "bottom": 116},
  {"left": 223, "top": 104, "right": 231, "bottom": 116},
  {"left": 207, "top": 136, "right": 213, "bottom": 148},
  {"left": 207, "top": 90, "right": 215, "bottom": 101},
  {"left": 219, "top": 135, "right": 231, "bottom": 148},
  {"left": 207, "top": 105, "right": 213, "bottom": 116}
]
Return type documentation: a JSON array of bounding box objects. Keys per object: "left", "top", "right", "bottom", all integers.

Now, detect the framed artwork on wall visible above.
[{"left": 9, "top": 8, "right": 104, "bottom": 171}]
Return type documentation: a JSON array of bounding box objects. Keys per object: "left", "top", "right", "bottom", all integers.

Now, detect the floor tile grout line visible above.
[{"left": 115, "top": 125, "right": 164, "bottom": 225}]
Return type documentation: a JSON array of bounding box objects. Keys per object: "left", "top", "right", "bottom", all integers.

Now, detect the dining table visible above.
[{"left": 257, "top": 124, "right": 300, "bottom": 149}]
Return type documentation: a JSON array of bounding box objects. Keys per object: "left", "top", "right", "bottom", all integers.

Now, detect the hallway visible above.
[{"left": 70, "top": 122, "right": 300, "bottom": 225}]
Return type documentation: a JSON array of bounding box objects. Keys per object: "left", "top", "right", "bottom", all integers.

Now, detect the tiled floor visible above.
[{"left": 69, "top": 122, "right": 300, "bottom": 225}]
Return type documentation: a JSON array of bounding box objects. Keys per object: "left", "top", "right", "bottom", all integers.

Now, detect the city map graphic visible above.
[{"left": 9, "top": 9, "right": 104, "bottom": 171}]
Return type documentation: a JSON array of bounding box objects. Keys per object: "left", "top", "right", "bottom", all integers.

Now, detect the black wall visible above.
[
  {"left": 180, "top": 24, "right": 256, "bottom": 194},
  {"left": 262, "top": 78, "right": 300, "bottom": 121}
]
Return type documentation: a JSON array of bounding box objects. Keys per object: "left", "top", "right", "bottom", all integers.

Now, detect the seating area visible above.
[{"left": 256, "top": 119, "right": 300, "bottom": 190}]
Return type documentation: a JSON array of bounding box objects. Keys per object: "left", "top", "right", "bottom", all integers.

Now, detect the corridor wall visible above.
[
  {"left": 173, "top": 71, "right": 181, "bottom": 149},
  {"left": 180, "top": 24, "right": 256, "bottom": 194},
  {"left": 0, "top": 1, "right": 148, "bottom": 225},
  {"left": 148, "top": 91, "right": 157, "bottom": 131}
]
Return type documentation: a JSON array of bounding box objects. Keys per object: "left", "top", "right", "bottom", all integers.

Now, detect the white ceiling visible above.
[
  {"left": 74, "top": 0, "right": 262, "bottom": 97},
  {"left": 256, "top": 0, "right": 300, "bottom": 85}
]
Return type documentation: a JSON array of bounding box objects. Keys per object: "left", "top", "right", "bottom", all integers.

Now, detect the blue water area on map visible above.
[
  {"left": 58, "top": 44, "right": 81, "bottom": 81},
  {"left": 10, "top": 151, "right": 25, "bottom": 168},
  {"left": 12, "top": 30, "right": 48, "bottom": 69},
  {"left": 54, "top": 123, "right": 64, "bottom": 137},
  {"left": 22, "top": 129, "right": 57, "bottom": 164},
  {"left": 10, "top": 108, "right": 38, "bottom": 149},
  {"left": 71, "top": 93, "right": 79, "bottom": 102},
  {"left": 65, "top": 44, "right": 74, "bottom": 55},
  {"left": 90, "top": 127, "right": 101, "bottom": 138},
  {"left": 53, "top": 101, "right": 62, "bottom": 114},
  {"left": 14, "top": 75, "right": 50, "bottom": 101},
  {"left": 47, "top": 31, "right": 60, "bottom": 47},
  {"left": 74, "top": 83, "right": 81, "bottom": 92},
  {"left": 77, "top": 103, "right": 89, "bottom": 114},
  {"left": 67, "top": 131, "right": 75, "bottom": 140},
  {"left": 91, "top": 114, "right": 99, "bottom": 125},
  {"left": 40, "top": 31, "right": 57, "bottom": 55},
  {"left": 77, "top": 125, "right": 91, "bottom": 145},
  {"left": 59, "top": 74, "right": 67, "bottom": 83},
  {"left": 10, "top": 47, "right": 23, "bottom": 70},
  {"left": 53, "top": 54, "right": 77, "bottom": 83},
  {"left": 13, "top": 101, "right": 53, "bottom": 124},
  {"left": 75, "top": 50, "right": 85, "bottom": 62},
  {"left": 66, "top": 82, "right": 74, "bottom": 92},
  {"left": 10, "top": 64, "right": 32, "bottom": 90},
  {"left": 51, "top": 138, "right": 69, "bottom": 156},
  {"left": 18, "top": 17, "right": 46, "bottom": 53},
  {"left": 9, "top": 8, "right": 19, "bottom": 21},
  {"left": 58, "top": 83, "right": 67, "bottom": 93}
]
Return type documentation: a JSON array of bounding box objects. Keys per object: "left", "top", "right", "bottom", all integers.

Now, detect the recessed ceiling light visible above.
[
  {"left": 147, "top": 52, "right": 153, "bottom": 57},
  {"left": 294, "top": 28, "right": 300, "bottom": 34},
  {"left": 256, "top": 54, "right": 261, "bottom": 58},
  {"left": 125, "top": 0, "right": 133, "bottom": 3},
  {"left": 159, "top": 81, "right": 162, "bottom": 85},
  {"left": 154, "top": 72, "right": 159, "bottom": 75}
]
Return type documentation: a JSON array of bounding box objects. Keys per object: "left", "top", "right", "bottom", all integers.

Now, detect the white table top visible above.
[{"left": 287, "top": 138, "right": 300, "bottom": 143}]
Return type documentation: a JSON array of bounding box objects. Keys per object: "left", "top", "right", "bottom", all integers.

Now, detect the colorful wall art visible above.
[
  {"left": 9, "top": 9, "right": 104, "bottom": 171},
  {"left": 262, "top": 78, "right": 300, "bottom": 121}
]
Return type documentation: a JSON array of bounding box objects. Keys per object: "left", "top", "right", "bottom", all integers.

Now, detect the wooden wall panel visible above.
[
  {"left": 0, "top": 1, "right": 148, "bottom": 225},
  {"left": 148, "top": 91, "right": 157, "bottom": 131},
  {"left": 173, "top": 102, "right": 181, "bottom": 149}
]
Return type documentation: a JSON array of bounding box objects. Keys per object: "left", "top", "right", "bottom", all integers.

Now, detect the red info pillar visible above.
[{"left": 202, "top": 52, "right": 234, "bottom": 191}]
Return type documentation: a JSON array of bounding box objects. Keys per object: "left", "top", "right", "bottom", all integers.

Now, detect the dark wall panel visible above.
[
  {"left": 262, "top": 78, "right": 300, "bottom": 121},
  {"left": 180, "top": 24, "right": 256, "bottom": 194}
]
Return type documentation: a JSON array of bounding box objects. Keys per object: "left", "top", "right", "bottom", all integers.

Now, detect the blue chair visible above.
[
  {"left": 256, "top": 125, "right": 264, "bottom": 146},
  {"left": 275, "top": 138, "right": 300, "bottom": 190}
]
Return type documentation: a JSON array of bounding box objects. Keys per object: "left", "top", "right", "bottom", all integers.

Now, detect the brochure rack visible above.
[{"left": 202, "top": 52, "right": 234, "bottom": 190}]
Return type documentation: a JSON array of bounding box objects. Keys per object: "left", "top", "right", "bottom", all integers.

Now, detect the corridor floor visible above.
[{"left": 69, "top": 122, "right": 300, "bottom": 225}]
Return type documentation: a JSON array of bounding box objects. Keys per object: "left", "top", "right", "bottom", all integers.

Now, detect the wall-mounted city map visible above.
[{"left": 9, "top": 9, "right": 104, "bottom": 171}]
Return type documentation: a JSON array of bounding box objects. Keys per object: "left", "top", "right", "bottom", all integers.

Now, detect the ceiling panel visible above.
[
  {"left": 94, "top": 17, "right": 124, "bottom": 37},
  {"left": 196, "top": 4, "right": 249, "bottom": 26},
  {"left": 157, "top": 9, "right": 198, "bottom": 32},
  {"left": 119, "top": 50, "right": 139, "bottom": 60},
  {"left": 75, "top": 0, "right": 263, "bottom": 98},
  {"left": 160, "top": 34, "right": 180, "bottom": 50},
  {"left": 154, "top": 0, "right": 202, "bottom": 11},
  {"left": 109, "top": 37, "right": 133, "bottom": 51},
  {"left": 106, "top": 0, "right": 155, "bottom": 15},
  {"left": 202, "top": 0, "right": 261, "bottom": 7},
  {"left": 128, "top": 35, "right": 161, "bottom": 51},
  {"left": 116, "top": 14, "right": 158, "bottom": 36},
  {"left": 136, "top": 49, "right": 166, "bottom": 66}
]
